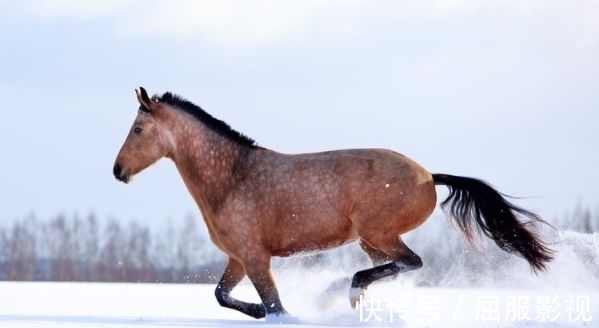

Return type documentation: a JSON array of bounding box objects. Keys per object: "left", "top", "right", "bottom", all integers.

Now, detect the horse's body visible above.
[
  {"left": 114, "top": 88, "right": 553, "bottom": 320},
  {"left": 206, "top": 148, "right": 435, "bottom": 257}
]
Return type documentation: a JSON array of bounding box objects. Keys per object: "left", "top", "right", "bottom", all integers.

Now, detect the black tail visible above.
[{"left": 433, "top": 174, "right": 554, "bottom": 273}]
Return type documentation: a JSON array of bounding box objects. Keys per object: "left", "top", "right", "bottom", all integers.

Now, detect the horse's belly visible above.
[{"left": 270, "top": 216, "right": 358, "bottom": 257}]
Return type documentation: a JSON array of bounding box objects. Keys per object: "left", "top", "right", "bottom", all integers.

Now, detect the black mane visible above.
[{"left": 155, "top": 92, "right": 258, "bottom": 148}]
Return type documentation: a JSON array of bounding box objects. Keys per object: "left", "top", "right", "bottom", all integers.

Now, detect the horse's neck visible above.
[{"left": 166, "top": 112, "right": 246, "bottom": 216}]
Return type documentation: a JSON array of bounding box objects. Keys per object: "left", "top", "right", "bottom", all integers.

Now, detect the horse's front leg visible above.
[
  {"left": 215, "top": 257, "right": 266, "bottom": 319},
  {"left": 243, "top": 255, "right": 288, "bottom": 319}
]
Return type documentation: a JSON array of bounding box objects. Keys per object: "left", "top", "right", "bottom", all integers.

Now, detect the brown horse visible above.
[{"left": 113, "top": 87, "right": 553, "bottom": 320}]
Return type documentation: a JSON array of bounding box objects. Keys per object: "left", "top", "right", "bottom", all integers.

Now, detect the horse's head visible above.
[{"left": 113, "top": 87, "right": 174, "bottom": 183}]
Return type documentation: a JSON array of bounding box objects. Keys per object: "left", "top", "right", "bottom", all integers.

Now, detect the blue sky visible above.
[{"left": 1, "top": 1, "right": 598, "bottom": 228}]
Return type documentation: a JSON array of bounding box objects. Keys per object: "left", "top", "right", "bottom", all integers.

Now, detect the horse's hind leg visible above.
[
  {"left": 215, "top": 257, "right": 266, "bottom": 319},
  {"left": 350, "top": 237, "right": 422, "bottom": 307},
  {"left": 320, "top": 241, "right": 394, "bottom": 301},
  {"left": 359, "top": 239, "right": 392, "bottom": 266}
]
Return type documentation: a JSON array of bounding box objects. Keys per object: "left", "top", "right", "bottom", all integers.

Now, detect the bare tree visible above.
[
  {"left": 50, "top": 214, "right": 82, "bottom": 281},
  {"left": 99, "top": 219, "right": 125, "bottom": 281},
  {"left": 126, "top": 221, "right": 154, "bottom": 282},
  {"left": 82, "top": 212, "right": 100, "bottom": 281},
  {"left": 6, "top": 216, "right": 37, "bottom": 280},
  {"left": 0, "top": 212, "right": 227, "bottom": 283}
]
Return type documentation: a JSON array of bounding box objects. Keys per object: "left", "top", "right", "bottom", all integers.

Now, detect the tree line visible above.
[
  {"left": 1, "top": 202, "right": 596, "bottom": 283},
  {"left": 0, "top": 213, "right": 225, "bottom": 283},
  {"left": 555, "top": 201, "right": 598, "bottom": 233}
]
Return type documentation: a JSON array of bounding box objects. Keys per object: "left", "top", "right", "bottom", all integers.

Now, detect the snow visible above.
[
  {"left": 0, "top": 279, "right": 596, "bottom": 327},
  {"left": 1, "top": 219, "right": 597, "bottom": 327}
]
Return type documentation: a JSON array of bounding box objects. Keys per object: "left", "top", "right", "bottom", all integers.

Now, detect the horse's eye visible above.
[{"left": 133, "top": 126, "right": 143, "bottom": 135}]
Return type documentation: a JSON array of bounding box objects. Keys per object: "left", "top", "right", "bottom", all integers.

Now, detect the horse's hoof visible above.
[{"left": 349, "top": 287, "right": 365, "bottom": 309}]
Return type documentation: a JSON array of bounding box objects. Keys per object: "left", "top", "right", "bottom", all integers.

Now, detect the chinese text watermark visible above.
[{"left": 357, "top": 294, "right": 593, "bottom": 324}]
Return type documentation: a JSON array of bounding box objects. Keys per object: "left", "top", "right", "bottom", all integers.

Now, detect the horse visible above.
[{"left": 113, "top": 87, "right": 554, "bottom": 320}]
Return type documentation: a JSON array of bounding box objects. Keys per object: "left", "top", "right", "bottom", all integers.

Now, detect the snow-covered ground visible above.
[
  {"left": 0, "top": 278, "right": 596, "bottom": 327},
  {"left": 1, "top": 219, "right": 597, "bottom": 327}
]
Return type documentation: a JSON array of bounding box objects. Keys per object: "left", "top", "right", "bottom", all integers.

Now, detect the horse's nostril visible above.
[
  {"left": 113, "top": 163, "right": 132, "bottom": 183},
  {"left": 113, "top": 163, "right": 122, "bottom": 179}
]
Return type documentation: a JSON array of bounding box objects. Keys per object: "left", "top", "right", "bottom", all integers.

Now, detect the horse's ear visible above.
[{"left": 135, "top": 87, "right": 152, "bottom": 112}]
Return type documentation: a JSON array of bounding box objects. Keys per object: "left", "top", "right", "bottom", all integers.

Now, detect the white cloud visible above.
[
  {"left": 22, "top": 0, "right": 135, "bottom": 20},
  {"left": 424, "top": 0, "right": 482, "bottom": 18},
  {"left": 6, "top": 0, "right": 369, "bottom": 46},
  {"left": 5, "top": 0, "right": 599, "bottom": 50},
  {"left": 114, "top": 0, "right": 369, "bottom": 47}
]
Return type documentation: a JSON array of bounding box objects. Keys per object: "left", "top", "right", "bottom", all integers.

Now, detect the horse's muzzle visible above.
[{"left": 113, "top": 163, "right": 132, "bottom": 183}]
